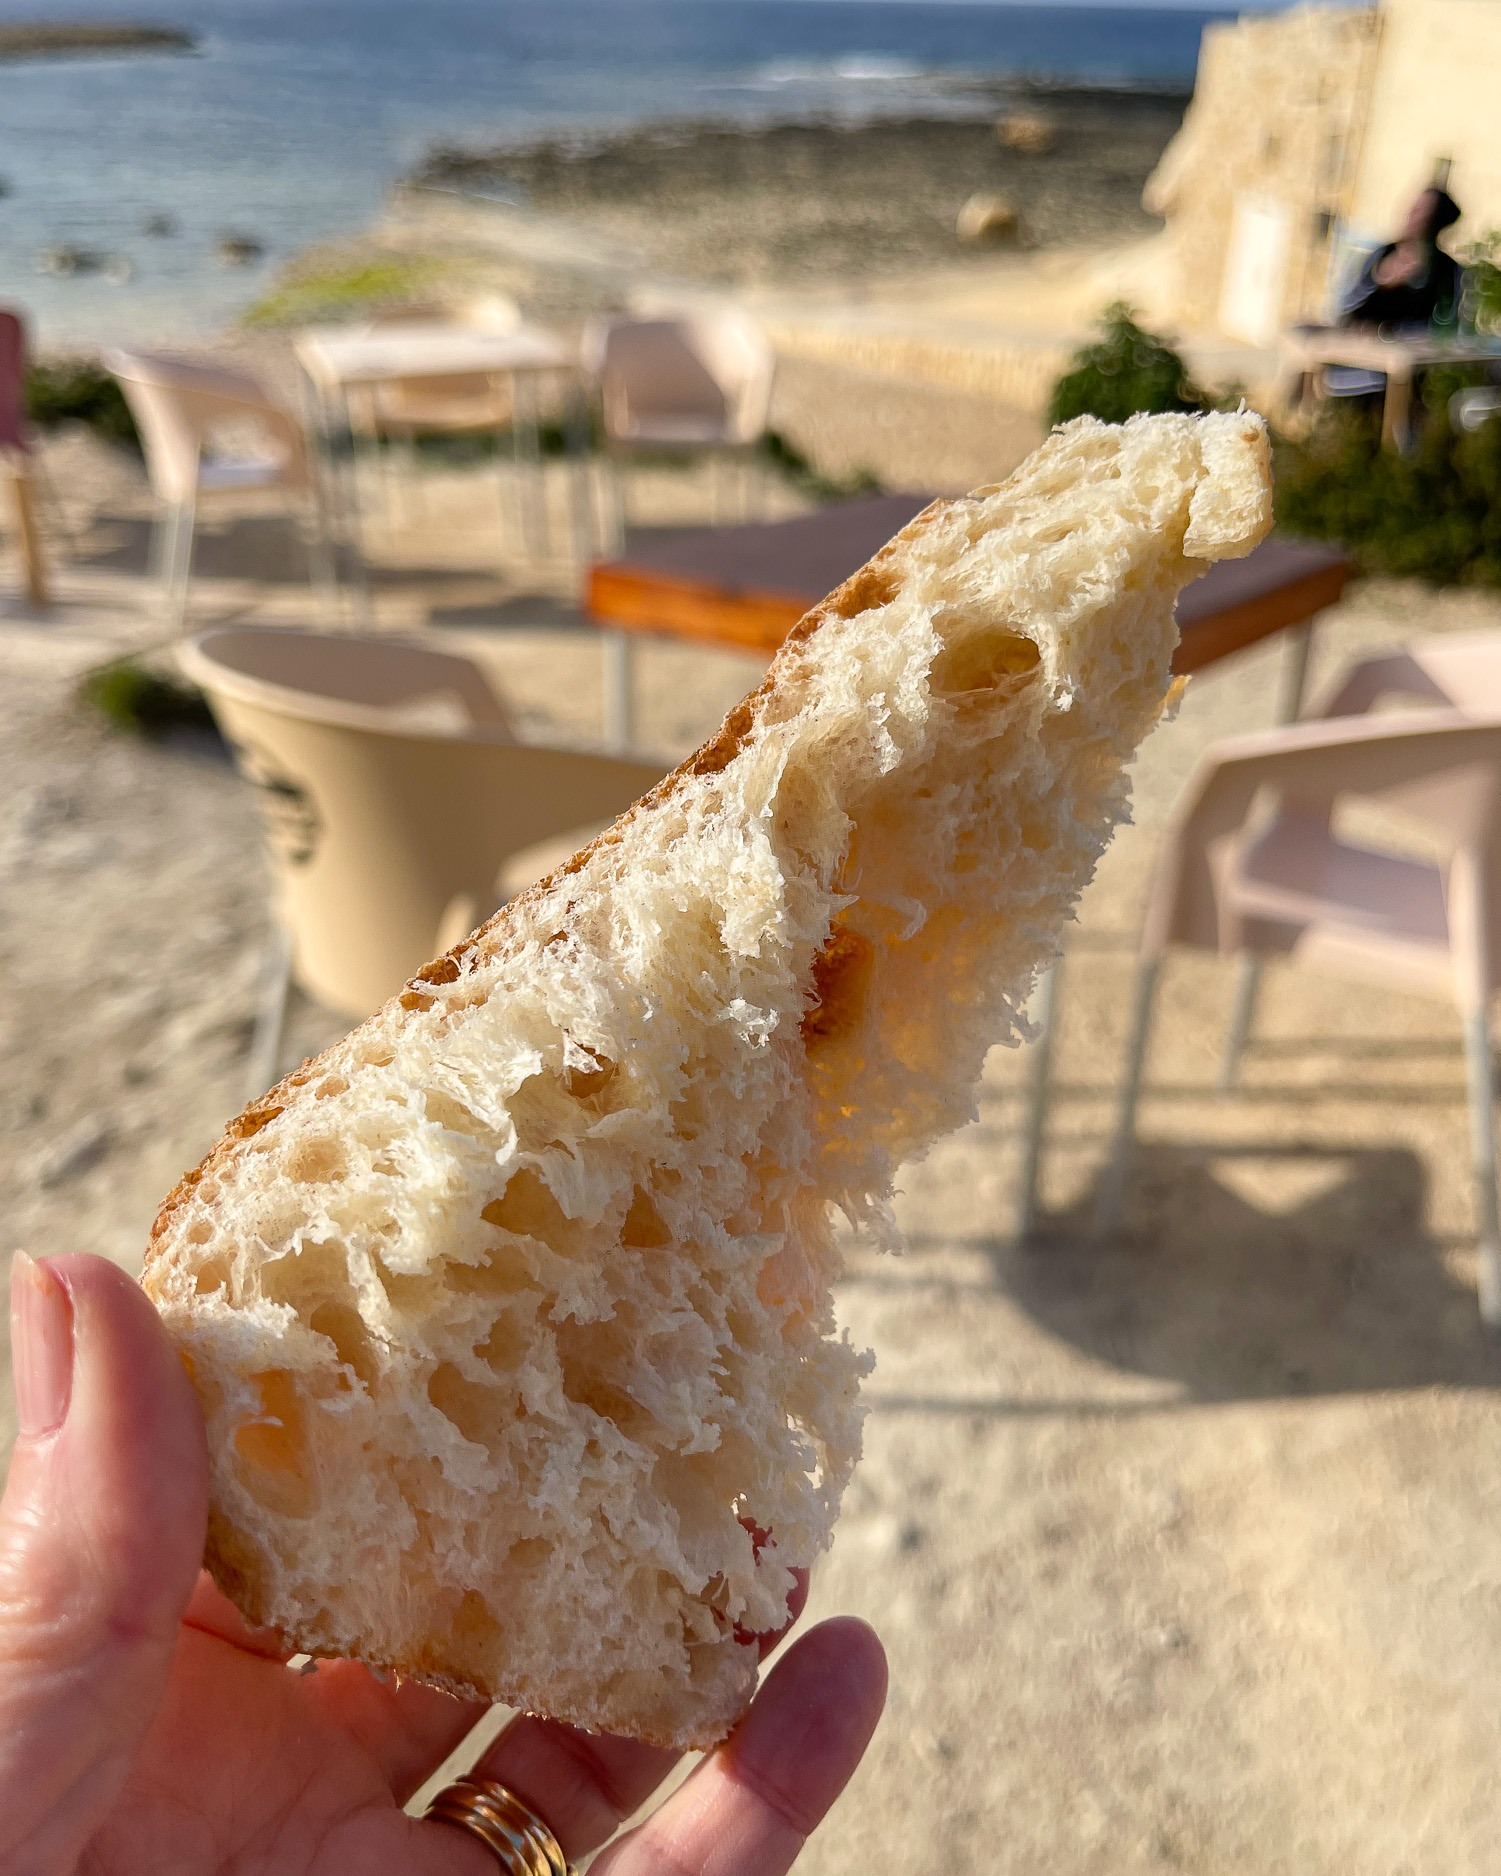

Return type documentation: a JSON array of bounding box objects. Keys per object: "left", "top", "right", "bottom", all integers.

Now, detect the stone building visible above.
[{"left": 1143, "top": 0, "right": 1501, "bottom": 344}]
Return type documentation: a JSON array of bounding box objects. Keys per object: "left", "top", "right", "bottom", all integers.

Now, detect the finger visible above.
[
  {"left": 590, "top": 1617, "right": 887, "bottom": 1876},
  {"left": 0, "top": 1253, "right": 208, "bottom": 1875},
  {"left": 181, "top": 1569, "right": 296, "bottom": 1661}
]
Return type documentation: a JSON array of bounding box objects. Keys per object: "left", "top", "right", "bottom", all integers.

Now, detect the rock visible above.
[
  {"left": 215, "top": 234, "right": 265, "bottom": 268},
  {"left": 996, "top": 110, "right": 1056, "bottom": 155},
  {"left": 36, "top": 245, "right": 105, "bottom": 277},
  {"left": 142, "top": 212, "right": 176, "bottom": 237},
  {"left": 956, "top": 193, "right": 1021, "bottom": 245},
  {"left": 35, "top": 1117, "right": 111, "bottom": 1189}
]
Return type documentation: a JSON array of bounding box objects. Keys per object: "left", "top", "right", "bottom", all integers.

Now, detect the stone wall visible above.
[{"left": 1143, "top": 4, "right": 1380, "bottom": 337}]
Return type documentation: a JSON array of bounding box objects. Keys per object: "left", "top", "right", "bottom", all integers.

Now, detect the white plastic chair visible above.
[
  {"left": 1092, "top": 630, "right": 1501, "bottom": 1322},
  {"left": 178, "top": 626, "right": 668, "bottom": 1096},
  {"left": 105, "top": 349, "right": 333, "bottom": 634},
  {"left": 582, "top": 310, "right": 775, "bottom": 530}
]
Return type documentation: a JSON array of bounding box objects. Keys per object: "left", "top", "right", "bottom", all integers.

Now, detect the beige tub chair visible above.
[
  {"left": 178, "top": 626, "right": 667, "bottom": 1097},
  {"left": 105, "top": 349, "right": 334, "bottom": 635},
  {"left": 1092, "top": 629, "right": 1501, "bottom": 1322},
  {"left": 582, "top": 310, "right": 775, "bottom": 532}
]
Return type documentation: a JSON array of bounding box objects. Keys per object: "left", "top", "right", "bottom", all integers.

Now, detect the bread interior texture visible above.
[{"left": 146, "top": 412, "right": 1271, "bottom": 1748}]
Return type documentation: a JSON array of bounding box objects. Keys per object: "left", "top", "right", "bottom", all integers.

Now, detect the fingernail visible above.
[{"left": 11, "top": 1252, "right": 74, "bottom": 1438}]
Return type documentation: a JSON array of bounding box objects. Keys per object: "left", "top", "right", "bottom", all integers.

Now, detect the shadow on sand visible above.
[{"left": 997, "top": 1141, "right": 1500, "bottom": 1400}]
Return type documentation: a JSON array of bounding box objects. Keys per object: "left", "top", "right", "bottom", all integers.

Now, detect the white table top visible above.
[{"left": 295, "top": 322, "right": 574, "bottom": 388}]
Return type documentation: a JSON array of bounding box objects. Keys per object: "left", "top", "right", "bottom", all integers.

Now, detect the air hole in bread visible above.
[
  {"left": 622, "top": 1186, "right": 672, "bottom": 1248},
  {"left": 801, "top": 925, "right": 875, "bottom": 1048},
  {"left": 565, "top": 1048, "right": 617, "bottom": 1101},
  {"left": 232, "top": 1370, "right": 314, "bottom": 1519},
  {"left": 557, "top": 1322, "right": 648, "bottom": 1433},
  {"left": 828, "top": 563, "right": 899, "bottom": 619},
  {"left": 375, "top": 1260, "right": 442, "bottom": 1314},
  {"left": 476, "top": 1305, "right": 533, "bottom": 1369},
  {"left": 483, "top": 1168, "right": 571, "bottom": 1245},
  {"left": 194, "top": 1255, "right": 230, "bottom": 1295},
  {"left": 446, "top": 1249, "right": 535, "bottom": 1297},
  {"left": 428, "top": 1361, "right": 508, "bottom": 1447},
  {"left": 286, "top": 1136, "right": 348, "bottom": 1186},
  {"left": 260, "top": 1239, "right": 348, "bottom": 1310},
  {"left": 315, "top": 1076, "right": 349, "bottom": 1100},
  {"left": 931, "top": 629, "right": 1041, "bottom": 697},
  {"left": 309, "top": 1300, "right": 379, "bottom": 1388},
  {"left": 507, "top": 1535, "right": 552, "bottom": 1574},
  {"left": 424, "top": 1091, "right": 489, "bottom": 1140}
]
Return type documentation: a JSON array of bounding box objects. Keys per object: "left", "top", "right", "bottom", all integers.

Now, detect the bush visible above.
[
  {"left": 1047, "top": 302, "right": 1209, "bottom": 429},
  {"left": 26, "top": 361, "right": 139, "bottom": 451},
  {"left": 1460, "top": 231, "right": 1501, "bottom": 337},
  {"left": 79, "top": 660, "right": 218, "bottom": 739},
  {"left": 760, "top": 431, "right": 882, "bottom": 503},
  {"left": 1275, "top": 373, "right": 1501, "bottom": 587}
]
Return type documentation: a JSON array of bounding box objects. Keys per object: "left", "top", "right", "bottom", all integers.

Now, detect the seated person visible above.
[{"left": 1341, "top": 186, "right": 1462, "bottom": 329}]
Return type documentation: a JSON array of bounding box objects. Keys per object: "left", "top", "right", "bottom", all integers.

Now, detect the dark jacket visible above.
[{"left": 1342, "top": 243, "right": 1460, "bottom": 328}]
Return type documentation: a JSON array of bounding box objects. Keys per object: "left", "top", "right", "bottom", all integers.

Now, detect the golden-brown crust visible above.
[{"left": 146, "top": 497, "right": 955, "bottom": 1267}]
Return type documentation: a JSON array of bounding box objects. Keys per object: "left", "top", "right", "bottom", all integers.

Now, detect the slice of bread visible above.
[{"left": 145, "top": 411, "right": 1271, "bottom": 1749}]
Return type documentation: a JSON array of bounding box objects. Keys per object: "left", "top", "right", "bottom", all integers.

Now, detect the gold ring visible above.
[{"left": 426, "top": 1775, "right": 576, "bottom": 1876}]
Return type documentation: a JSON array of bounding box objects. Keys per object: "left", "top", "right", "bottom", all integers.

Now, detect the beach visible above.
[
  {"left": 411, "top": 91, "right": 1187, "bottom": 291},
  {"left": 6, "top": 5, "right": 1501, "bottom": 1866}
]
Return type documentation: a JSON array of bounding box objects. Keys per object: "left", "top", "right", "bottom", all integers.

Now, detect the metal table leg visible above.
[
  {"left": 1016, "top": 958, "right": 1062, "bottom": 1239},
  {"left": 602, "top": 629, "right": 633, "bottom": 754}
]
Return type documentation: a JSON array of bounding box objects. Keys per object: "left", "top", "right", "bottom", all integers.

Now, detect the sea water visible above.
[{"left": 0, "top": 0, "right": 1232, "bottom": 343}]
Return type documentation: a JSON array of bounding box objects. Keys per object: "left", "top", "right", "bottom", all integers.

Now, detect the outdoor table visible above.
[
  {"left": 587, "top": 495, "right": 1350, "bottom": 749},
  {"left": 1276, "top": 324, "right": 1501, "bottom": 450},
  {"left": 293, "top": 322, "right": 583, "bottom": 587}
]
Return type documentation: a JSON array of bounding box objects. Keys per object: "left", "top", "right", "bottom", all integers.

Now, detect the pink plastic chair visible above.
[
  {"left": 581, "top": 310, "right": 775, "bottom": 532},
  {"left": 0, "top": 307, "right": 47, "bottom": 604},
  {"left": 1094, "top": 630, "right": 1501, "bottom": 1323}
]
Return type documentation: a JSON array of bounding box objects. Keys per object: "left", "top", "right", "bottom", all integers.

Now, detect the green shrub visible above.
[
  {"left": 1047, "top": 302, "right": 1209, "bottom": 429},
  {"left": 26, "top": 361, "right": 139, "bottom": 451},
  {"left": 1275, "top": 372, "right": 1501, "bottom": 587},
  {"left": 80, "top": 660, "right": 218, "bottom": 739},
  {"left": 760, "top": 431, "right": 882, "bottom": 503},
  {"left": 1460, "top": 231, "right": 1501, "bottom": 336},
  {"left": 242, "top": 256, "right": 446, "bottom": 329}
]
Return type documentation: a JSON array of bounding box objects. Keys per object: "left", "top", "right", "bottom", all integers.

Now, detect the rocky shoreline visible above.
[
  {"left": 0, "top": 20, "right": 195, "bottom": 60},
  {"left": 409, "top": 92, "right": 1188, "bottom": 291}
]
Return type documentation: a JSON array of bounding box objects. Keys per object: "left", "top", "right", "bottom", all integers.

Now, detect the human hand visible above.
[
  {"left": 1, "top": 1253, "right": 887, "bottom": 1876},
  {"left": 1373, "top": 240, "right": 1425, "bottom": 288}
]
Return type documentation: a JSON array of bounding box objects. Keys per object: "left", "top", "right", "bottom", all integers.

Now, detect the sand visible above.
[{"left": 4, "top": 318, "right": 1501, "bottom": 1869}]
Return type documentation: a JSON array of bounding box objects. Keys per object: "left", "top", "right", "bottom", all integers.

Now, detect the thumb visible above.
[{"left": 0, "top": 1253, "right": 208, "bottom": 1876}]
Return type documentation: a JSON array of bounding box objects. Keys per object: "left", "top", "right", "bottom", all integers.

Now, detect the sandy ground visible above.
[{"left": 4, "top": 388, "right": 1501, "bottom": 1874}]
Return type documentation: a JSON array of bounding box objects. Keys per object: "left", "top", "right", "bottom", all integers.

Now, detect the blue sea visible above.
[{"left": 0, "top": 0, "right": 1243, "bottom": 343}]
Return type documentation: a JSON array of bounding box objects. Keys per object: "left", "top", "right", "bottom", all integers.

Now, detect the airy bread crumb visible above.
[{"left": 145, "top": 411, "right": 1272, "bottom": 1748}]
